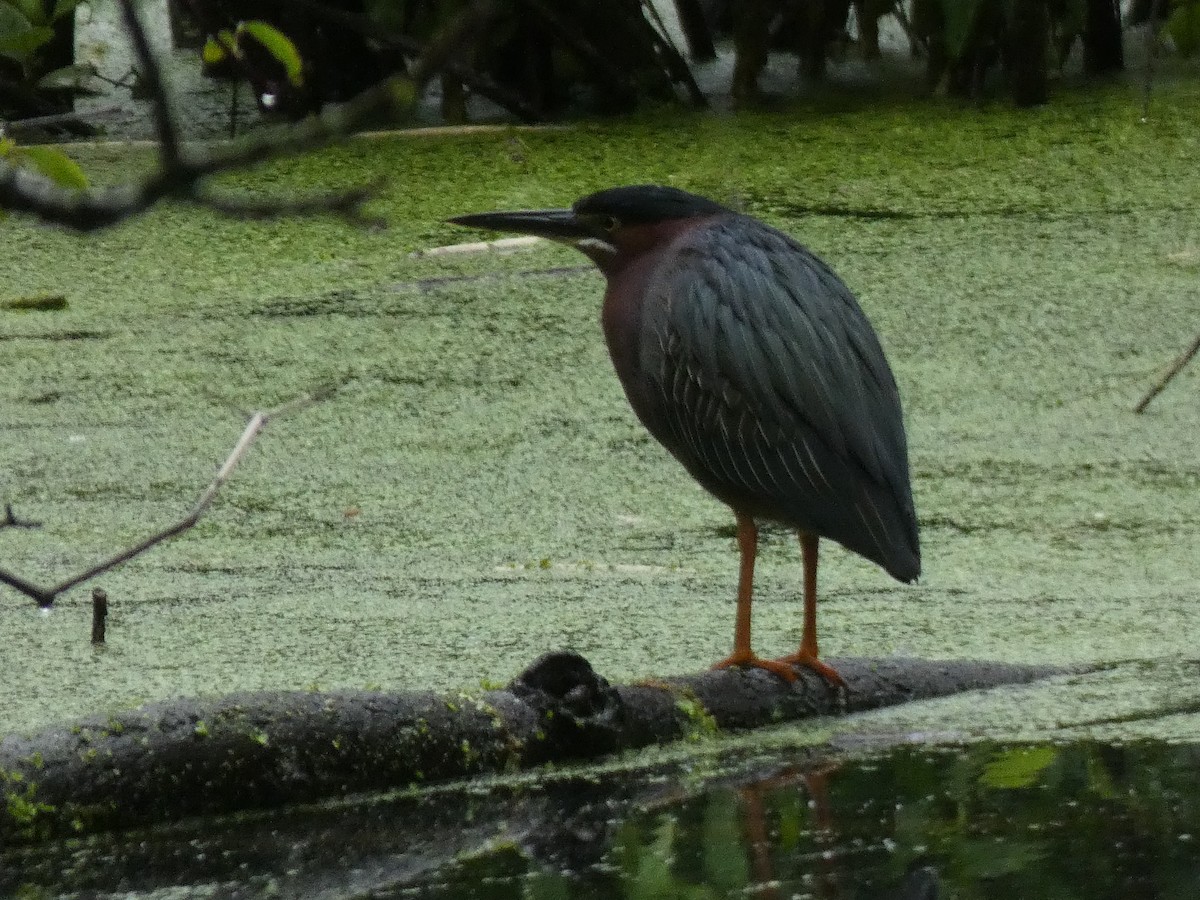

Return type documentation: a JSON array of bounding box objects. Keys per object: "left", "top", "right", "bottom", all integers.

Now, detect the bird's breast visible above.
[
  {"left": 598, "top": 218, "right": 710, "bottom": 407},
  {"left": 600, "top": 256, "right": 657, "bottom": 392}
]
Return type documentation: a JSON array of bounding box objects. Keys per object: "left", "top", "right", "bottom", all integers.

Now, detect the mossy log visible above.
[{"left": 0, "top": 652, "right": 1064, "bottom": 842}]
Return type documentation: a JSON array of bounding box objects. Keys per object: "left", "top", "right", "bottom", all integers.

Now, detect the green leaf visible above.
[
  {"left": 0, "top": 2, "right": 33, "bottom": 31},
  {"left": 390, "top": 77, "right": 416, "bottom": 109},
  {"left": 0, "top": 24, "right": 53, "bottom": 61},
  {"left": 202, "top": 36, "right": 229, "bottom": 65},
  {"left": 1166, "top": 1, "right": 1200, "bottom": 58},
  {"left": 240, "top": 20, "right": 304, "bottom": 87},
  {"left": 17, "top": 146, "right": 89, "bottom": 190},
  {"left": 10, "top": 0, "right": 47, "bottom": 27},
  {"left": 980, "top": 746, "right": 1058, "bottom": 790},
  {"left": 51, "top": 0, "right": 82, "bottom": 23},
  {"left": 0, "top": 5, "right": 53, "bottom": 64},
  {"left": 0, "top": 2, "right": 33, "bottom": 55},
  {"left": 36, "top": 62, "right": 97, "bottom": 91}
]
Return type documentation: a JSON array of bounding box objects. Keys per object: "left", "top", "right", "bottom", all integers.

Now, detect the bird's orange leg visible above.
[
  {"left": 712, "top": 514, "right": 798, "bottom": 682},
  {"left": 774, "top": 532, "right": 846, "bottom": 687}
]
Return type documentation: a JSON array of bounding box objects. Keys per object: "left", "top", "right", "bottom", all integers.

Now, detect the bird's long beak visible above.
[{"left": 448, "top": 208, "right": 598, "bottom": 242}]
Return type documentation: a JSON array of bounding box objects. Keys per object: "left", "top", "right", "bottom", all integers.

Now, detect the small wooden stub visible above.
[{"left": 91, "top": 588, "right": 108, "bottom": 644}]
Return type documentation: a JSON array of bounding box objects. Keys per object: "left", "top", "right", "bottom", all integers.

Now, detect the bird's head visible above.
[{"left": 449, "top": 185, "right": 730, "bottom": 272}]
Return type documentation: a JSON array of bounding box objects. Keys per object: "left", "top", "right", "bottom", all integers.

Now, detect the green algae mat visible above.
[{"left": 2, "top": 82, "right": 1198, "bottom": 758}]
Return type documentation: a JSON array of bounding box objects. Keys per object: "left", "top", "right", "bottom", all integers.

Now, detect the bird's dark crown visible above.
[{"left": 573, "top": 185, "right": 730, "bottom": 225}]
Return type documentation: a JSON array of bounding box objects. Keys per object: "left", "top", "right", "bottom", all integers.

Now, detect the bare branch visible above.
[
  {"left": 117, "top": 0, "right": 181, "bottom": 166},
  {"left": 196, "top": 179, "right": 387, "bottom": 228},
  {"left": 1, "top": 504, "right": 41, "bottom": 529},
  {"left": 0, "top": 78, "right": 395, "bottom": 229},
  {"left": 0, "top": 569, "right": 51, "bottom": 606},
  {"left": 1, "top": 106, "right": 123, "bottom": 134},
  {"left": 0, "top": 383, "right": 345, "bottom": 609},
  {"left": 636, "top": 0, "right": 709, "bottom": 108},
  {"left": 0, "top": 1, "right": 496, "bottom": 231},
  {"left": 1134, "top": 331, "right": 1200, "bottom": 413}
]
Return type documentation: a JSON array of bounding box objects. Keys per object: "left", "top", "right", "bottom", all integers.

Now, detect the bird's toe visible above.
[{"left": 712, "top": 653, "right": 799, "bottom": 683}]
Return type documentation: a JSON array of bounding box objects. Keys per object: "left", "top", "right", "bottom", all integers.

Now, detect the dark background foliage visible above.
[{"left": 3, "top": 0, "right": 1200, "bottom": 131}]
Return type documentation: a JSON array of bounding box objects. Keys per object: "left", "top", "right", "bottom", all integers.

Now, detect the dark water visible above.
[{"left": 4, "top": 740, "right": 1200, "bottom": 898}]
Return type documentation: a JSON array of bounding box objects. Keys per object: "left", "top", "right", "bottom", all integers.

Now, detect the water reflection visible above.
[{"left": 4, "top": 740, "right": 1200, "bottom": 898}]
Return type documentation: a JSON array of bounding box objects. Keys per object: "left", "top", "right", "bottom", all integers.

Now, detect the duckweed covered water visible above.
[{"left": 1, "top": 82, "right": 1198, "bottom": 748}]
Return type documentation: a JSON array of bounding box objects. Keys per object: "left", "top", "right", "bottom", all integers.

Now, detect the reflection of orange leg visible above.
[
  {"left": 737, "top": 765, "right": 842, "bottom": 900},
  {"left": 803, "top": 768, "right": 841, "bottom": 899},
  {"left": 739, "top": 783, "right": 781, "bottom": 900},
  {"left": 713, "top": 513, "right": 798, "bottom": 682},
  {"left": 773, "top": 532, "right": 846, "bottom": 687},
  {"left": 803, "top": 768, "right": 835, "bottom": 834}
]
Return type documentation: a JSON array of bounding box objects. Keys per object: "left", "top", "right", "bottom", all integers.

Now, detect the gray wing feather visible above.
[{"left": 642, "top": 216, "right": 919, "bottom": 580}]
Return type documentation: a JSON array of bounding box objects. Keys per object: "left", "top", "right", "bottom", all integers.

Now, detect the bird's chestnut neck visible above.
[{"left": 588, "top": 216, "right": 717, "bottom": 278}]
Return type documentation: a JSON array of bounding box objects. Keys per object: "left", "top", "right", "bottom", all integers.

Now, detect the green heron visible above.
[{"left": 450, "top": 185, "right": 919, "bottom": 685}]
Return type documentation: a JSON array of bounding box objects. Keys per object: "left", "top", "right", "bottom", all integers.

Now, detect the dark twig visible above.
[
  {"left": 1, "top": 106, "right": 123, "bottom": 133},
  {"left": 668, "top": 0, "right": 717, "bottom": 60},
  {"left": 1134, "top": 330, "right": 1200, "bottom": 413},
  {"left": 638, "top": 0, "right": 710, "bottom": 107},
  {"left": 890, "top": 0, "right": 924, "bottom": 57},
  {"left": 1, "top": 503, "right": 41, "bottom": 529},
  {"left": 196, "top": 179, "right": 387, "bottom": 228},
  {"left": 0, "top": 568, "right": 50, "bottom": 603},
  {"left": 0, "top": 384, "right": 344, "bottom": 609},
  {"left": 117, "top": 0, "right": 180, "bottom": 165}
]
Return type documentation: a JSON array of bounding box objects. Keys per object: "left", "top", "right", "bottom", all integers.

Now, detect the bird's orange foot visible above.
[
  {"left": 712, "top": 652, "right": 798, "bottom": 682},
  {"left": 772, "top": 652, "right": 846, "bottom": 689}
]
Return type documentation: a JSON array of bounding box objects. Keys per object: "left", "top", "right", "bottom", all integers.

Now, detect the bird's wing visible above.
[{"left": 642, "top": 216, "right": 918, "bottom": 577}]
